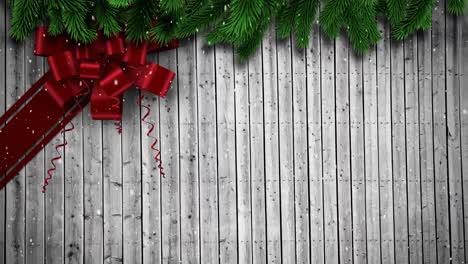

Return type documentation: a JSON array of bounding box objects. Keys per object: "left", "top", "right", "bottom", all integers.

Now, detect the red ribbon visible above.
[
  {"left": 34, "top": 26, "right": 177, "bottom": 120},
  {"left": 0, "top": 26, "right": 178, "bottom": 189}
]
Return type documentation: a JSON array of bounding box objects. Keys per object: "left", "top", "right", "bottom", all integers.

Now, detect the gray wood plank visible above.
[
  {"left": 432, "top": 0, "right": 451, "bottom": 262},
  {"left": 5, "top": 3, "right": 26, "bottom": 262},
  {"left": 277, "top": 36, "right": 295, "bottom": 264},
  {"left": 321, "top": 37, "right": 339, "bottom": 264},
  {"left": 122, "top": 88, "right": 142, "bottom": 264},
  {"left": 306, "top": 23, "right": 325, "bottom": 264},
  {"left": 349, "top": 50, "right": 366, "bottom": 264},
  {"left": 363, "top": 44, "right": 381, "bottom": 264},
  {"left": 196, "top": 35, "right": 218, "bottom": 264},
  {"left": 234, "top": 54, "right": 253, "bottom": 264},
  {"left": 159, "top": 47, "right": 180, "bottom": 264},
  {"left": 446, "top": 12, "right": 465, "bottom": 263},
  {"left": 377, "top": 22, "right": 395, "bottom": 264},
  {"left": 103, "top": 119, "right": 122, "bottom": 264},
  {"left": 292, "top": 38, "right": 311, "bottom": 264},
  {"left": 83, "top": 110, "right": 103, "bottom": 264},
  {"left": 262, "top": 25, "right": 281, "bottom": 264},
  {"left": 390, "top": 39, "right": 409, "bottom": 264},
  {"left": 24, "top": 33, "right": 45, "bottom": 264},
  {"left": 64, "top": 112, "right": 84, "bottom": 264},
  {"left": 0, "top": 1, "right": 6, "bottom": 262},
  {"left": 249, "top": 40, "right": 267, "bottom": 264},
  {"left": 140, "top": 48, "right": 162, "bottom": 264},
  {"left": 215, "top": 44, "right": 237, "bottom": 263},
  {"left": 417, "top": 25, "right": 437, "bottom": 264},
  {"left": 335, "top": 35, "right": 352, "bottom": 264},
  {"left": 461, "top": 11, "right": 468, "bottom": 263},
  {"left": 178, "top": 37, "right": 200, "bottom": 264},
  {"left": 404, "top": 34, "right": 423, "bottom": 264}
]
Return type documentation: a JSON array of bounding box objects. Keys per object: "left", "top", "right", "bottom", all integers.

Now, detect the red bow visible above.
[{"left": 34, "top": 26, "right": 178, "bottom": 120}]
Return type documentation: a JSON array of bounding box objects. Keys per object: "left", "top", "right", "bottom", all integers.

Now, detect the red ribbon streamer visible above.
[
  {"left": 42, "top": 123, "right": 75, "bottom": 193},
  {"left": 0, "top": 26, "right": 178, "bottom": 190},
  {"left": 137, "top": 92, "right": 165, "bottom": 177}
]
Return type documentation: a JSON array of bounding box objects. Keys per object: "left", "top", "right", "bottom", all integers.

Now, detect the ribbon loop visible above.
[
  {"left": 134, "top": 63, "right": 175, "bottom": 97},
  {"left": 48, "top": 51, "right": 79, "bottom": 81}
]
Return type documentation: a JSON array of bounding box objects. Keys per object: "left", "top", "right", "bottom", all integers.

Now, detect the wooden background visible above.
[{"left": 1, "top": 1, "right": 468, "bottom": 264}]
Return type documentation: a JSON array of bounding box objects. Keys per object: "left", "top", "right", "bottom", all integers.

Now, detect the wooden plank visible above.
[
  {"left": 0, "top": 1, "right": 6, "bottom": 261},
  {"left": 363, "top": 43, "right": 381, "bottom": 264},
  {"left": 122, "top": 89, "right": 142, "bottom": 264},
  {"left": 249, "top": 39, "right": 267, "bottom": 264},
  {"left": 390, "top": 39, "right": 409, "bottom": 264},
  {"left": 196, "top": 35, "right": 218, "bottom": 264},
  {"left": 159, "top": 47, "right": 180, "bottom": 263},
  {"left": 64, "top": 111, "right": 84, "bottom": 264},
  {"left": 377, "top": 22, "right": 395, "bottom": 264},
  {"left": 292, "top": 37, "right": 311, "bottom": 264},
  {"left": 83, "top": 109, "right": 103, "bottom": 264},
  {"left": 446, "top": 12, "right": 465, "bottom": 264},
  {"left": 5, "top": 3, "right": 26, "bottom": 262},
  {"left": 404, "top": 34, "right": 423, "bottom": 264},
  {"left": 215, "top": 44, "right": 237, "bottom": 263},
  {"left": 178, "top": 37, "right": 200, "bottom": 264},
  {"left": 24, "top": 32, "right": 45, "bottom": 263},
  {"left": 234, "top": 53, "right": 252, "bottom": 264},
  {"left": 321, "top": 37, "right": 338, "bottom": 264},
  {"left": 103, "top": 121, "right": 122, "bottom": 264},
  {"left": 432, "top": 0, "right": 451, "bottom": 262},
  {"left": 417, "top": 25, "right": 437, "bottom": 264},
  {"left": 461, "top": 11, "right": 468, "bottom": 263},
  {"left": 335, "top": 35, "right": 352, "bottom": 264},
  {"left": 277, "top": 36, "right": 295, "bottom": 264},
  {"left": 306, "top": 23, "right": 325, "bottom": 264},
  {"left": 349, "top": 49, "right": 366, "bottom": 264},
  {"left": 262, "top": 25, "right": 281, "bottom": 264},
  {"left": 140, "top": 46, "right": 162, "bottom": 264}
]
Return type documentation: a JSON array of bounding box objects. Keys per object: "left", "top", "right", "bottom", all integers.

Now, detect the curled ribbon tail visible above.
[
  {"left": 137, "top": 92, "right": 165, "bottom": 177},
  {"left": 43, "top": 122, "right": 75, "bottom": 193}
]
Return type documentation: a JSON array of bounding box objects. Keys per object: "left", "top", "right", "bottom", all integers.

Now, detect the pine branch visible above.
[
  {"left": 47, "top": 6, "right": 65, "bottom": 35},
  {"left": 159, "top": 0, "right": 185, "bottom": 15},
  {"left": 392, "top": 0, "right": 434, "bottom": 40},
  {"left": 176, "top": 0, "right": 228, "bottom": 38},
  {"left": 10, "top": 0, "right": 45, "bottom": 41},
  {"left": 107, "top": 0, "right": 135, "bottom": 8},
  {"left": 294, "top": 0, "right": 319, "bottom": 48},
  {"left": 448, "top": 0, "right": 467, "bottom": 14},
  {"left": 125, "top": 0, "right": 159, "bottom": 43},
  {"left": 94, "top": 0, "right": 121, "bottom": 36},
  {"left": 151, "top": 15, "right": 177, "bottom": 44},
  {"left": 59, "top": 0, "right": 96, "bottom": 43},
  {"left": 236, "top": 18, "right": 270, "bottom": 60},
  {"left": 207, "top": 0, "right": 265, "bottom": 45},
  {"left": 384, "top": 0, "right": 406, "bottom": 25},
  {"left": 346, "top": 0, "right": 381, "bottom": 51},
  {"left": 277, "top": 0, "right": 299, "bottom": 38},
  {"left": 320, "top": 0, "right": 347, "bottom": 38}
]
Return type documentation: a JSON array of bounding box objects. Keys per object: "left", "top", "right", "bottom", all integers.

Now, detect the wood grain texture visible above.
[
  {"left": 277, "top": 35, "right": 295, "bottom": 264},
  {"left": 377, "top": 22, "right": 395, "bottom": 264},
  {"left": 417, "top": 25, "right": 437, "bottom": 264},
  {"left": 263, "top": 25, "right": 281, "bottom": 264},
  {"left": 5, "top": 3, "right": 26, "bottom": 263},
  {"left": 24, "top": 33, "right": 45, "bottom": 264},
  {"left": 432, "top": 1, "right": 451, "bottom": 263},
  {"left": 215, "top": 43, "right": 237, "bottom": 264},
  {"left": 335, "top": 34, "right": 352, "bottom": 264},
  {"left": 0, "top": 10, "right": 467, "bottom": 264}
]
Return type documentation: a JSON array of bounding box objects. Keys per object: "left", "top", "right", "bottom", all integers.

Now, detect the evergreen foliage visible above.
[{"left": 8, "top": 0, "right": 468, "bottom": 59}]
